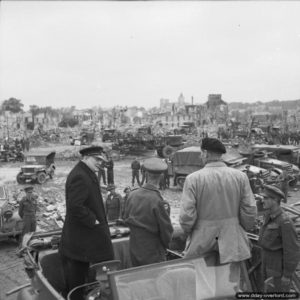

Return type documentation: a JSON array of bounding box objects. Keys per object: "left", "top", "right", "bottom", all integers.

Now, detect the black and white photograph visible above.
[{"left": 1, "top": 1, "right": 300, "bottom": 299}]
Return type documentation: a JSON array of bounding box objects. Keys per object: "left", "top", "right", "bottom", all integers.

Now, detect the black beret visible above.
[
  {"left": 144, "top": 158, "right": 167, "bottom": 174},
  {"left": 261, "top": 184, "right": 285, "bottom": 201},
  {"left": 79, "top": 146, "right": 107, "bottom": 161},
  {"left": 24, "top": 186, "right": 34, "bottom": 192},
  {"left": 201, "top": 138, "right": 226, "bottom": 154}
]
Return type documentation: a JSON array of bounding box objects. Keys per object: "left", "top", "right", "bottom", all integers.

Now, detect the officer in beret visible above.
[
  {"left": 18, "top": 186, "right": 38, "bottom": 244},
  {"left": 258, "top": 185, "right": 300, "bottom": 292},
  {"left": 180, "top": 137, "right": 257, "bottom": 267},
  {"left": 124, "top": 157, "right": 173, "bottom": 267},
  {"left": 59, "top": 146, "right": 114, "bottom": 300}
]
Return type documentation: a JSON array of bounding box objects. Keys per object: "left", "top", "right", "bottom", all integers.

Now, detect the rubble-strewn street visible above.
[{"left": 2, "top": 144, "right": 300, "bottom": 299}]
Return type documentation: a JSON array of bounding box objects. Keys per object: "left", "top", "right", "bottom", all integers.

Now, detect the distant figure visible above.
[
  {"left": 140, "top": 162, "right": 146, "bottom": 186},
  {"left": 106, "top": 156, "right": 114, "bottom": 185},
  {"left": 121, "top": 186, "right": 131, "bottom": 220},
  {"left": 97, "top": 164, "right": 107, "bottom": 186},
  {"left": 131, "top": 157, "right": 141, "bottom": 186},
  {"left": 25, "top": 137, "right": 30, "bottom": 152},
  {"left": 21, "top": 138, "right": 26, "bottom": 152},
  {"left": 18, "top": 186, "right": 37, "bottom": 243},
  {"left": 105, "top": 184, "right": 122, "bottom": 222}
]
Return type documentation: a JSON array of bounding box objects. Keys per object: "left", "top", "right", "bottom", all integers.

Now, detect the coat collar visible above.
[
  {"left": 78, "top": 160, "right": 99, "bottom": 184},
  {"left": 142, "top": 183, "right": 160, "bottom": 192},
  {"left": 204, "top": 161, "right": 227, "bottom": 168}
]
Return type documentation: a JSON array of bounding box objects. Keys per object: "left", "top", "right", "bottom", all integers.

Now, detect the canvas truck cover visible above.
[{"left": 172, "top": 146, "right": 204, "bottom": 175}]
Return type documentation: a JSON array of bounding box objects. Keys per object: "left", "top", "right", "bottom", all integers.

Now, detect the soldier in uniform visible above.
[
  {"left": 121, "top": 186, "right": 131, "bottom": 220},
  {"left": 18, "top": 186, "right": 38, "bottom": 239},
  {"left": 105, "top": 184, "right": 123, "bottom": 221},
  {"left": 131, "top": 157, "right": 141, "bottom": 186},
  {"left": 106, "top": 156, "right": 114, "bottom": 185},
  {"left": 258, "top": 185, "right": 300, "bottom": 292},
  {"left": 59, "top": 146, "right": 114, "bottom": 300},
  {"left": 124, "top": 157, "right": 173, "bottom": 267}
]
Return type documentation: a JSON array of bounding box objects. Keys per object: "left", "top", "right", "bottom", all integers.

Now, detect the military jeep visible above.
[
  {"left": 0, "top": 185, "right": 23, "bottom": 242},
  {"left": 16, "top": 151, "right": 56, "bottom": 184}
]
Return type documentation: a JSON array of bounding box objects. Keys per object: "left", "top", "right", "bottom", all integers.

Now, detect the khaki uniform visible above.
[
  {"left": 258, "top": 208, "right": 300, "bottom": 291},
  {"left": 18, "top": 195, "right": 37, "bottom": 235},
  {"left": 124, "top": 183, "right": 173, "bottom": 266}
]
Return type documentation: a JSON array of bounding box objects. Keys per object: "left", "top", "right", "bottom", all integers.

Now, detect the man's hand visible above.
[{"left": 95, "top": 220, "right": 99, "bottom": 225}]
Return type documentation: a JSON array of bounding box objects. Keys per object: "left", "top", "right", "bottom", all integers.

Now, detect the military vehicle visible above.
[
  {"left": 170, "top": 147, "right": 276, "bottom": 189},
  {"left": 171, "top": 146, "right": 204, "bottom": 188},
  {"left": 0, "top": 185, "right": 23, "bottom": 242},
  {"left": 155, "top": 134, "right": 185, "bottom": 158},
  {"left": 102, "top": 129, "right": 118, "bottom": 143},
  {"left": 16, "top": 151, "right": 56, "bottom": 184},
  {"left": 14, "top": 224, "right": 262, "bottom": 300},
  {"left": 252, "top": 144, "right": 300, "bottom": 166}
]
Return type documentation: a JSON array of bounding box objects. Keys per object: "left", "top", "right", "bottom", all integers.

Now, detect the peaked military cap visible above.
[
  {"left": 261, "top": 184, "right": 285, "bottom": 201},
  {"left": 144, "top": 157, "right": 167, "bottom": 174},
  {"left": 79, "top": 146, "right": 107, "bottom": 161},
  {"left": 201, "top": 137, "right": 226, "bottom": 154},
  {"left": 24, "top": 186, "right": 34, "bottom": 192}
]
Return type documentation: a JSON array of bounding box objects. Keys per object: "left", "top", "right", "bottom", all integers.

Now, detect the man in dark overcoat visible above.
[
  {"left": 59, "top": 146, "right": 114, "bottom": 300},
  {"left": 124, "top": 157, "right": 173, "bottom": 267}
]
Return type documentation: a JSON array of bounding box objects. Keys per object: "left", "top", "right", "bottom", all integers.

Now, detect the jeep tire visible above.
[
  {"left": 16, "top": 172, "right": 25, "bottom": 184},
  {"left": 162, "top": 145, "right": 174, "bottom": 158},
  {"left": 37, "top": 172, "right": 47, "bottom": 184}
]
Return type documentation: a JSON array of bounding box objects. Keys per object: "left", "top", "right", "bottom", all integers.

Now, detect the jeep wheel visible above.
[
  {"left": 37, "top": 172, "right": 47, "bottom": 184},
  {"left": 162, "top": 145, "right": 174, "bottom": 158},
  {"left": 289, "top": 177, "right": 298, "bottom": 187},
  {"left": 156, "top": 147, "right": 164, "bottom": 158},
  {"left": 176, "top": 176, "right": 186, "bottom": 189},
  {"left": 16, "top": 173, "right": 25, "bottom": 184}
]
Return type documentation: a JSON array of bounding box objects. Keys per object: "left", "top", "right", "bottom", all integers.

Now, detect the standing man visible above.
[
  {"left": 18, "top": 186, "right": 38, "bottom": 240},
  {"left": 97, "top": 163, "right": 107, "bottom": 186},
  {"left": 131, "top": 157, "right": 141, "bottom": 187},
  {"left": 105, "top": 184, "right": 123, "bottom": 222},
  {"left": 121, "top": 186, "right": 131, "bottom": 220},
  {"left": 258, "top": 185, "right": 300, "bottom": 292},
  {"left": 106, "top": 156, "right": 114, "bottom": 185},
  {"left": 59, "top": 146, "right": 114, "bottom": 300},
  {"left": 124, "top": 157, "right": 173, "bottom": 267},
  {"left": 180, "top": 138, "right": 257, "bottom": 265}
]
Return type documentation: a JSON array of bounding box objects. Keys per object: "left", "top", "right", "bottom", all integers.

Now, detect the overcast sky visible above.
[{"left": 1, "top": 1, "right": 300, "bottom": 110}]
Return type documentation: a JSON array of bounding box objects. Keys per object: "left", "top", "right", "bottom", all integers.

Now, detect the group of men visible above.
[{"left": 18, "top": 137, "right": 300, "bottom": 299}]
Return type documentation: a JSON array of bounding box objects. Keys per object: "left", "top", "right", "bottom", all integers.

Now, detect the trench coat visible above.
[
  {"left": 59, "top": 161, "right": 114, "bottom": 263},
  {"left": 180, "top": 161, "right": 257, "bottom": 264},
  {"left": 124, "top": 183, "right": 173, "bottom": 266}
]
